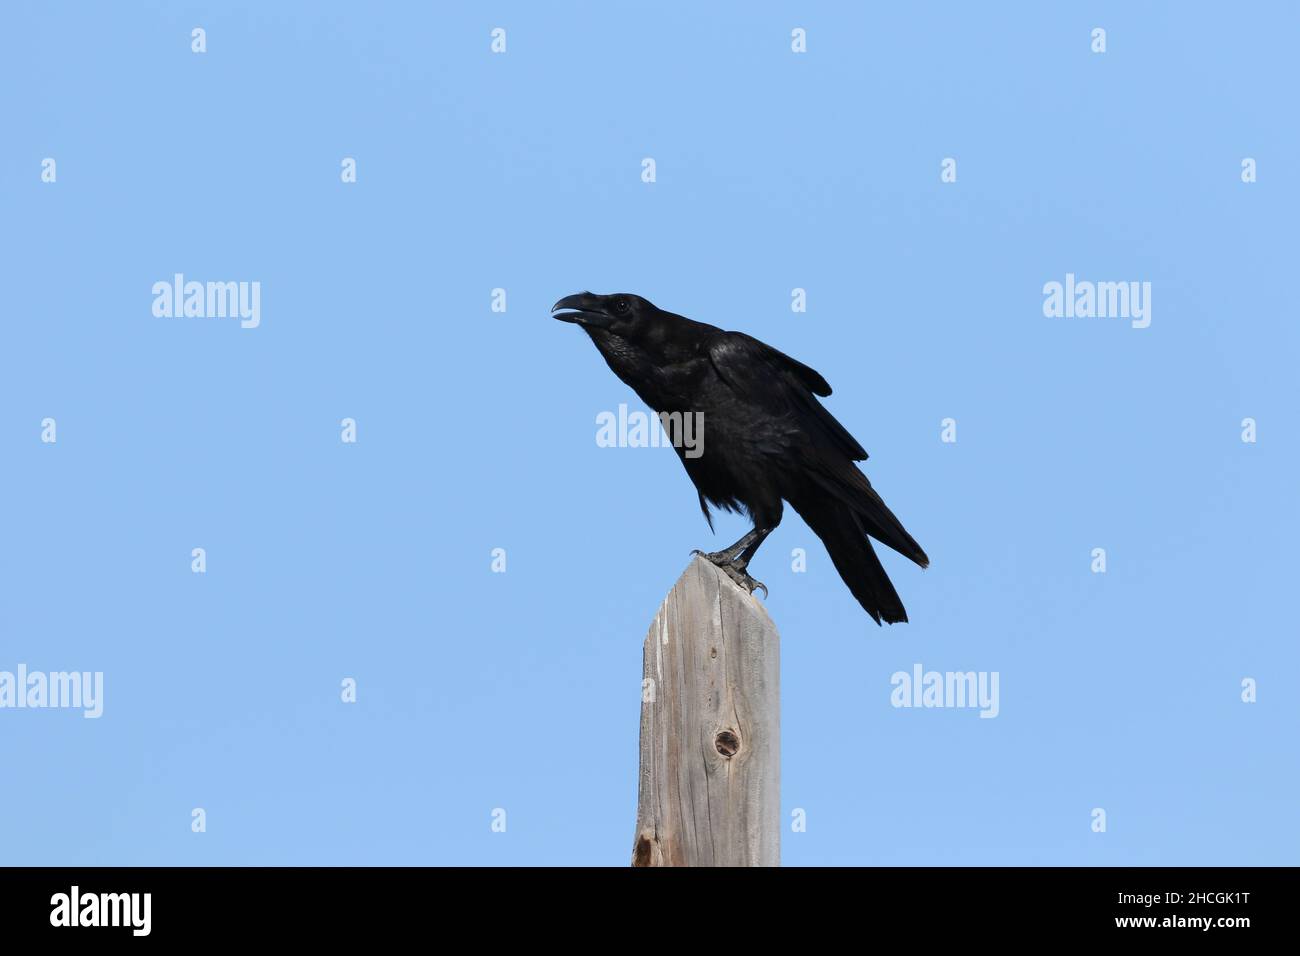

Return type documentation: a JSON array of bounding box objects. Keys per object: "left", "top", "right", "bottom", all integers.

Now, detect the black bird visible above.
[{"left": 553, "top": 291, "right": 928, "bottom": 624}]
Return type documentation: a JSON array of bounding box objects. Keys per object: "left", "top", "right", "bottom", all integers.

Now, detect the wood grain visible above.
[{"left": 632, "top": 556, "right": 780, "bottom": 866}]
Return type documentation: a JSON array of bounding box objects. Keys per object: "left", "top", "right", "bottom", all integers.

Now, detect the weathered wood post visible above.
[{"left": 632, "top": 555, "right": 780, "bottom": 866}]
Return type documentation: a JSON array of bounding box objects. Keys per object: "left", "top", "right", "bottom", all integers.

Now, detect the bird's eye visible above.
[{"left": 615, "top": 297, "right": 630, "bottom": 314}]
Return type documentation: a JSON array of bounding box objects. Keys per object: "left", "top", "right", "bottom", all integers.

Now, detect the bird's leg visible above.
[
  {"left": 692, "top": 526, "right": 773, "bottom": 597},
  {"left": 693, "top": 527, "right": 762, "bottom": 565}
]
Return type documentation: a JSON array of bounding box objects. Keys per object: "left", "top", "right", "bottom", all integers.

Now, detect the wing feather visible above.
[{"left": 706, "top": 332, "right": 868, "bottom": 461}]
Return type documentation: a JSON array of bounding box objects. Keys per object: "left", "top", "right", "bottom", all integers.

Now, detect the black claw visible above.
[{"left": 691, "top": 547, "right": 767, "bottom": 598}]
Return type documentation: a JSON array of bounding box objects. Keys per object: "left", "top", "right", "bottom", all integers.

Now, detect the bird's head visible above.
[{"left": 551, "top": 291, "right": 657, "bottom": 340}]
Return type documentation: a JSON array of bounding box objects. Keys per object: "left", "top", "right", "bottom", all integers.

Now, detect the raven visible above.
[{"left": 554, "top": 291, "right": 929, "bottom": 624}]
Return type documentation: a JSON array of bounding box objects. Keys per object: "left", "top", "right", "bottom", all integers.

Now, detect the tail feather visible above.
[
  {"left": 807, "top": 465, "right": 929, "bottom": 569},
  {"left": 792, "top": 498, "right": 911, "bottom": 625}
]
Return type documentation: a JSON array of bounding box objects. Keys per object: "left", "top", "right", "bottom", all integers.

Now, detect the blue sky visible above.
[{"left": 2, "top": 2, "right": 1296, "bottom": 865}]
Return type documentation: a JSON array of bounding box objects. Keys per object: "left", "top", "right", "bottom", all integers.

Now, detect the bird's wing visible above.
[
  {"left": 715, "top": 332, "right": 832, "bottom": 395},
  {"left": 707, "top": 331, "right": 927, "bottom": 567},
  {"left": 705, "top": 331, "right": 869, "bottom": 461}
]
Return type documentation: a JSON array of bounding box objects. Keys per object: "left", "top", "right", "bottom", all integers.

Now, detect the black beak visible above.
[{"left": 552, "top": 292, "right": 609, "bottom": 326}]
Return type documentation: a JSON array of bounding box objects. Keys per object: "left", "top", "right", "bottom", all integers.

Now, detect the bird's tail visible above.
[{"left": 789, "top": 477, "right": 928, "bottom": 625}]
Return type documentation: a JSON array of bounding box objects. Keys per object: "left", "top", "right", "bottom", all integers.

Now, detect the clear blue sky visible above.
[{"left": 2, "top": 2, "right": 1296, "bottom": 865}]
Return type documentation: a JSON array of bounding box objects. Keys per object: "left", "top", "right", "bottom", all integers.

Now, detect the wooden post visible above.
[{"left": 632, "top": 555, "right": 780, "bottom": 866}]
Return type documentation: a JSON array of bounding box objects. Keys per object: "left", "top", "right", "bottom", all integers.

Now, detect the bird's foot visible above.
[{"left": 690, "top": 550, "right": 768, "bottom": 599}]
